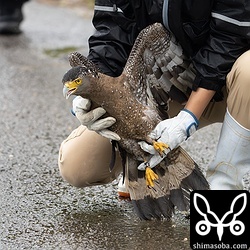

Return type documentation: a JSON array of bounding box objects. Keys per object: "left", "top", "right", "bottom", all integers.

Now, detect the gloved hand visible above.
[
  {"left": 138, "top": 109, "right": 199, "bottom": 170},
  {"left": 72, "top": 96, "right": 120, "bottom": 141}
]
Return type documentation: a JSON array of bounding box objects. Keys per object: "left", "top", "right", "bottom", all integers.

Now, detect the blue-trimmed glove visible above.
[
  {"left": 72, "top": 96, "right": 120, "bottom": 141},
  {"left": 138, "top": 109, "right": 199, "bottom": 170}
]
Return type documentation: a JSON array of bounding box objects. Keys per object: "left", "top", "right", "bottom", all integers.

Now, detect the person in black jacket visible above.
[
  {"left": 0, "top": 0, "right": 29, "bottom": 34},
  {"left": 58, "top": 0, "right": 250, "bottom": 191}
]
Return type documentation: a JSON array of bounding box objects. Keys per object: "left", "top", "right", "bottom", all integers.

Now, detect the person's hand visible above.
[
  {"left": 72, "top": 96, "right": 120, "bottom": 141},
  {"left": 138, "top": 109, "right": 199, "bottom": 170}
]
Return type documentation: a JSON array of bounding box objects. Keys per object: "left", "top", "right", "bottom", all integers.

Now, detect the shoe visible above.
[
  {"left": 0, "top": 8, "right": 23, "bottom": 34},
  {"left": 117, "top": 177, "right": 130, "bottom": 198}
]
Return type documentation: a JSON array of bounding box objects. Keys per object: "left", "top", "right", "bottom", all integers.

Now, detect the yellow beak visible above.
[{"left": 63, "top": 81, "right": 78, "bottom": 99}]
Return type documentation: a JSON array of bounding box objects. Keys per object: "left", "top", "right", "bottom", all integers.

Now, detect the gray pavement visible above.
[{"left": 0, "top": 1, "right": 222, "bottom": 249}]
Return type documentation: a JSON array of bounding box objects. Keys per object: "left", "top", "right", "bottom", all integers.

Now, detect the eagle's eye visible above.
[{"left": 74, "top": 78, "right": 82, "bottom": 85}]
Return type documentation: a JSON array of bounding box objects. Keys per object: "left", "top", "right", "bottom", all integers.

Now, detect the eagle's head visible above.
[{"left": 62, "top": 65, "right": 98, "bottom": 99}]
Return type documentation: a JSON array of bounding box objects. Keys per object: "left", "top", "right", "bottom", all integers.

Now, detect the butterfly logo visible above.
[{"left": 193, "top": 193, "right": 247, "bottom": 241}]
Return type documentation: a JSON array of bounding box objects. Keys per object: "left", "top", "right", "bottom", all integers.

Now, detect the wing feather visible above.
[
  {"left": 126, "top": 146, "right": 209, "bottom": 220},
  {"left": 124, "top": 23, "right": 196, "bottom": 119}
]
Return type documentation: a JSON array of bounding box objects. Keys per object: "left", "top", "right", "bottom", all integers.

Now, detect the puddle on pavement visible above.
[{"left": 1, "top": 169, "right": 191, "bottom": 250}]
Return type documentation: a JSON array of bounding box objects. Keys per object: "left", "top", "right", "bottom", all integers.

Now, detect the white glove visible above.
[
  {"left": 72, "top": 96, "right": 120, "bottom": 141},
  {"left": 138, "top": 109, "right": 198, "bottom": 170}
]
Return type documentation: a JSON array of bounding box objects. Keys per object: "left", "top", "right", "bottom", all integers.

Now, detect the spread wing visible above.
[
  {"left": 124, "top": 23, "right": 195, "bottom": 119},
  {"left": 122, "top": 23, "right": 209, "bottom": 219}
]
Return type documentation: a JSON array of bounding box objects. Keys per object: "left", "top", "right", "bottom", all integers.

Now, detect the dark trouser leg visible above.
[{"left": 0, "top": 0, "right": 29, "bottom": 34}]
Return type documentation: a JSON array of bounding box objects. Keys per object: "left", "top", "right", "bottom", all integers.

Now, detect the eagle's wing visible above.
[
  {"left": 124, "top": 23, "right": 195, "bottom": 119},
  {"left": 126, "top": 146, "right": 209, "bottom": 220},
  {"left": 123, "top": 23, "right": 209, "bottom": 219}
]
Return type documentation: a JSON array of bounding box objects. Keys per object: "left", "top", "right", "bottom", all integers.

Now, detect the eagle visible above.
[{"left": 62, "top": 23, "right": 209, "bottom": 220}]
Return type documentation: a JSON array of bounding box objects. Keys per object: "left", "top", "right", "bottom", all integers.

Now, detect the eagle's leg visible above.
[
  {"left": 144, "top": 140, "right": 169, "bottom": 187},
  {"left": 145, "top": 166, "right": 159, "bottom": 187},
  {"left": 152, "top": 140, "right": 169, "bottom": 157}
]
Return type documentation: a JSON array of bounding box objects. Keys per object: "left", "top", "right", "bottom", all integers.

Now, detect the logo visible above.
[{"left": 190, "top": 191, "right": 249, "bottom": 250}]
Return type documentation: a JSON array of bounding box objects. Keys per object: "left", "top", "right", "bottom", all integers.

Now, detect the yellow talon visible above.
[
  {"left": 145, "top": 167, "right": 159, "bottom": 187},
  {"left": 153, "top": 140, "right": 169, "bottom": 157}
]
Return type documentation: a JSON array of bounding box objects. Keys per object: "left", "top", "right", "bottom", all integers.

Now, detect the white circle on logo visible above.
[
  {"left": 230, "top": 220, "right": 245, "bottom": 236},
  {"left": 195, "top": 220, "right": 211, "bottom": 236}
]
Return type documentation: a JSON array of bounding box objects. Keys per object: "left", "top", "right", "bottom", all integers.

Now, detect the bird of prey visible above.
[{"left": 62, "top": 23, "right": 209, "bottom": 220}]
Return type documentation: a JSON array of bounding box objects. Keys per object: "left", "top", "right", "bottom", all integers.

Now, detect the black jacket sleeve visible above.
[
  {"left": 87, "top": 0, "right": 163, "bottom": 77},
  {"left": 192, "top": 1, "right": 250, "bottom": 91},
  {"left": 87, "top": 0, "right": 137, "bottom": 77},
  {"left": 167, "top": 0, "right": 250, "bottom": 92}
]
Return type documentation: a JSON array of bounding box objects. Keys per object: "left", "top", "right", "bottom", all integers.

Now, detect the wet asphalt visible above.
[{"left": 0, "top": 1, "right": 222, "bottom": 249}]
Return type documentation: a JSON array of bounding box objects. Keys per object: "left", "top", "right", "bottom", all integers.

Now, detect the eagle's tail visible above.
[{"left": 126, "top": 146, "right": 209, "bottom": 220}]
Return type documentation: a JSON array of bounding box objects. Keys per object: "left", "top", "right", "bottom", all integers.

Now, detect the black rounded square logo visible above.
[{"left": 190, "top": 190, "right": 249, "bottom": 250}]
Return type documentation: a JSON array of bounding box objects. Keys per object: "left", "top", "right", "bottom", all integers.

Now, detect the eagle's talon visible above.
[
  {"left": 145, "top": 167, "right": 159, "bottom": 187},
  {"left": 153, "top": 140, "right": 169, "bottom": 157}
]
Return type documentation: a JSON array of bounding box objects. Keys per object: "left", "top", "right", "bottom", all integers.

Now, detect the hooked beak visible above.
[{"left": 63, "top": 82, "right": 77, "bottom": 99}]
